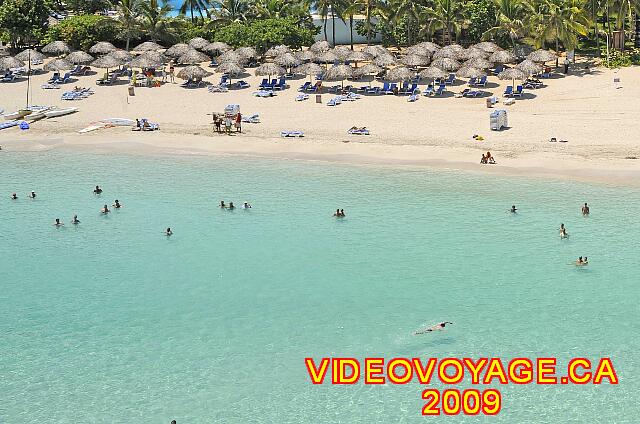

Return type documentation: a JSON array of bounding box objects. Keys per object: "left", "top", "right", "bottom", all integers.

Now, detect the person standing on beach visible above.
[
  {"left": 582, "top": 202, "right": 590, "bottom": 215},
  {"left": 235, "top": 113, "right": 242, "bottom": 133},
  {"left": 169, "top": 63, "right": 175, "bottom": 83}
]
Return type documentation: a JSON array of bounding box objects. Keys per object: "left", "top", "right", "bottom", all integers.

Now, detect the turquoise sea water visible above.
[{"left": 1, "top": 151, "right": 638, "bottom": 423}]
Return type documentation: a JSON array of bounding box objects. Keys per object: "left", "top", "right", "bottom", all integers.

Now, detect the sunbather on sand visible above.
[{"left": 486, "top": 151, "right": 496, "bottom": 164}]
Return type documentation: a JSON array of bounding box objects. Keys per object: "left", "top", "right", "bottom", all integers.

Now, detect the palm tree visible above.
[
  {"left": 341, "top": 2, "right": 361, "bottom": 49},
  {"left": 314, "top": 0, "right": 331, "bottom": 41},
  {"left": 140, "top": 0, "right": 176, "bottom": 43},
  {"left": 391, "top": 0, "right": 426, "bottom": 45},
  {"left": 180, "top": 0, "right": 212, "bottom": 22},
  {"left": 423, "top": 0, "right": 467, "bottom": 45},
  {"left": 530, "top": 0, "right": 590, "bottom": 59},
  {"left": 483, "top": 0, "right": 529, "bottom": 48},
  {"left": 117, "top": 0, "right": 142, "bottom": 51},
  {"left": 330, "top": 0, "right": 347, "bottom": 46},
  {"left": 252, "top": 0, "right": 310, "bottom": 19},
  {"left": 210, "top": 0, "right": 251, "bottom": 23}
]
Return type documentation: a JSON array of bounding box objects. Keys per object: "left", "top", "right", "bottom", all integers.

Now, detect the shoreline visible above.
[{"left": 2, "top": 132, "right": 640, "bottom": 187}]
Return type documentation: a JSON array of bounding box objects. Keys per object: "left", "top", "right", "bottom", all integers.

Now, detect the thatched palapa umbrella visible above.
[
  {"left": 204, "top": 42, "right": 231, "bottom": 55},
  {"left": 459, "top": 47, "right": 488, "bottom": 61},
  {"left": 266, "top": 45, "right": 291, "bottom": 57},
  {"left": 489, "top": 50, "right": 516, "bottom": 64},
  {"left": 44, "top": 58, "right": 73, "bottom": 72},
  {"left": 216, "top": 61, "right": 245, "bottom": 84},
  {"left": 177, "top": 48, "right": 210, "bottom": 65},
  {"left": 108, "top": 50, "right": 133, "bottom": 63},
  {"left": 165, "top": 43, "right": 190, "bottom": 58},
  {"left": 431, "top": 57, "right": 461, "bottom": 72},
  {"left": 386, "top": 66, "right": 415, "bottom": 82},
  {"left": 42, "top": 41, "right": 71, "bottom": 56},
  {"left": 255, "top": 62, "right": 285, "bottom": 79},
  {"left": 91, "top": 54, "right": 122, "bottom": 72},
  {"left": 133, "top": 41, "right": 164, "bottom": 52},
  {"left": 517, "top": 59, "right": 543, "bottom": 75},
  {"left": 354, "top": 63, "right": 382, "bottom": 78},
  {"left": 218, "top": 50, "right": 246, "bottom": 65},
  {"left": 474, "top": 42, "right": 501, "bottom": 53},
  {"left": 401, "top": 54, "right": 430, "bottom": 67},
  {"left": 324, "top": 64, "right": 353, "bottom": 89},
  {"left": 129, "top": 54, "right": 162, "bottom": 69},
  {"left": 363, "top": 45, "right": 387, "bottom": 57},
  {"left": 433, "top": 48, "right": 460, "bottom": 60},
  {"left": 188, "top": 37, "right": 210, "bottom": 51},
  {"left": 419, "top": 66, "right": 447, "bottom": 85},
  {"left": 498, "top": 67, "right": 525, "bottom": 89},
  {"left": 177, "top": 65, "right": 212, "bottom": 80},
  {"left": 274, "top": 52, "right": 301, "bottom": 69},
  {"left": 333, "top": 46, "right": 352, "bottom": 62},
  {"left": 16, "top": 49, "right": 45, "bottom": 63},
  {"left": 373, "top": 54, "right": 396, "bottom": 67},
  {"left": 310, "top": 40, "right": 330, "bottom": 53},
  {"left": 314, "top": 50, "right": 337, "bottom": 64},
  {"left": 89, "top": 42, "right": 117, "bottom": 55},
  {"left": 0, "top": 56, "right": 25, "bottom": 71},
  {"left": 347, "top": 51, "right": 372, "bottom": 63},
  {"left": 527, "top": 49, "right": 557, "bottom": 63},
  {"left": 294, "top": 50, "right": 315, "bottom": 62},
  {"left": 464, "top": 57, "right": 491, "bottom": 69},
  {"left": 236, "top": 47, "right": 257, "bottom": 60},
  {"left": 293, "top": 62, "right": 323, "bottom": 83},
  {"left": 66, "top": 51, "right": 94, "bottom": 64},
  {"left": 457, "top": 66, "right": 486, "bottom": 78}
]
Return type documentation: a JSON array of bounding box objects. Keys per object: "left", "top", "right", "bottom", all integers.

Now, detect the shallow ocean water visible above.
[{"left": 0, "top": 151, "right": 638, "bottom": 423}]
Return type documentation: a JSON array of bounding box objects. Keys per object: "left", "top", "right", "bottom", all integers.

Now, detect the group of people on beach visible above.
[
  {"left": 480, "top": 151, "right": 496, "bottom": 164},
  {"left": 212, "top": 113, "right": 242, "bottom": 134}
]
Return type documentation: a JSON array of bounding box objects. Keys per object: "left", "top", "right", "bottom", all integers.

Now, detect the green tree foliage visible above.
[
  {"left": 64, "top": 0, "right": 111, "bottom": 14},
  {"left": 0, "top": 0, "right": 52, "bottom": 46},
  {"left": 465, "top": 0, "right": 497, "bottom": 42},
  {"left": 214, "top": 17, "right": 318, "bottom": 50},
  {"left": 44, "top": 14, "right": 121, "bottom": 50}
]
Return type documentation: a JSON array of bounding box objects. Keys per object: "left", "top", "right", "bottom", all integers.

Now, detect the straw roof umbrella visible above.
[
  {"left": 255, "top": 62, "right": 285, "bottom": 79},
  {"left": 498, "top": 67, "right": 525, "bottom": 88},
  {"left": 236, "top": 47, "right": 257, "bottom": 59},
  {"left": 42, "top": 41, "right": 71, "bottom": 56},
  {"left": 419, "top": 66, "right": 447, "bottom": 85},
  {"left": 363, "top": 45, "right": 387, "bottom": 57},
  {"left": 310, "top": 40, "right": 330, "bottom": 53},
  {"left": 133, "top": 41, "right": 164, "bottom": 52},
  {"left": 218, "top": 50, "right": 243, "bottom": 64},
  {"left": 293, "top": 62, "right": 323, "bottom": 83},
  {"left": 0, "top": 56, "right": 25, "bottom": 71},
  {"left": 16, "top": 49, "right": 46, "bottom": 62},
  {"left": 266, "top": 45, "right": 291, "bottom": 57},
  {"left": 513, "top": 44, "right": 535, "bottom": 58},
  {"left": 177, "top": 48, "right": 210, "bottom": 65},
  {"left": 401, "top": 54, "right": 430, "bottom": 67},
  {"left": 274, "top": 52, "right": 301, "bottom": 68},
  {"left": 108, "top": 50, "right": 133, "bottom": 63},
  {"left": 333, "top": 46, "right": 352, "bottom": 62},
  {"left": 459, "top": 47, "right": 488, "bottom": 60},
  {"left": 66, "top": 51, "right": 94, "bottom": 64},
  {"left": 474, "top": 41, "right": 501, "bottom": 53},
  {"left": 447, "top": 43, "right": 464, "bottom": 51},
  {"left": 294, "top": 50, "right": 315, "bottom": 62},
  {"left": 44, "top": 58, "right": 73, "bottom": 71},
  {"left": 373, "top": 54, "right": 396, "bottom": 67},
  {"left": 464, "top": 57, "right": 492, "bottom": 69},
  {"left": 431, "top": 57, "right": 461, "bottom": 71},
  {"left": 347, "top": 51, "right": 372, "bottom": 63},
  {"left": 353, "top": 63, "right": 382, "bottom": 78},
  {"left": 489, "top": 50, "right": 516, "bottom": 64},
  {"left": 457, "top": 66, "right": 486, "bottom": 78},
  {"left": 177, "top": 65, "right": 212, "bottom": 80},
  {"left": 314, "top": 50, "right": 337, "bottom": 64},
  {"left": 325, "top": 64, "right": 353, "bottom": 89},
  {"left": 527, "top": 49, "right": 557, "bottom": 63},
  {"left": 204, "top": 42, "right": 231, "bottom": 55},
  {"left": 387, "top": 66, "right": 415, "bottom": 82},
  {"left": 165, "top": 43, "right": 190, "bottom": 58},
  {"left": 89, "top": 42, "right": 117, "bottom": 55},
  {"left": 216, "top": 61, "right": 245, "bottom": 84},
  {"left": 188, "top": 37, "right": 210, "bottom": 50},
  {"left": 139, "top": 51, "right": 166, "bottom": 64},
  {"left": 432, "top": 48, "right": 460, "bottom": 60},
  {"left": 129, "top": 55, "right": 162, "bottom": 69},
  {"left": 91, "top": 55, "right": 121, "bottom": 70},
  {"left": 406, "top": 42, "right": 439, "bottom": 56},
  {"left": 517, "top": 59, "right": 543, "bottom": 75}
]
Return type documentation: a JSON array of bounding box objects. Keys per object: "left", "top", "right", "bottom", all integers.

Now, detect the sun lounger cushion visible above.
[{"left": 280, "top": 131, "right": 304, "bottom": 137}]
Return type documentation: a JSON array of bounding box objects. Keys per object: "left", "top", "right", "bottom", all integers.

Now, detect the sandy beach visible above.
[{"left": 1, "top": 64, "right": 639, "bottom": 185}]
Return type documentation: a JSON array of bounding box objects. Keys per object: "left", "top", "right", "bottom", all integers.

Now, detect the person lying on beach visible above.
[
  {"left": 414, "top": 322, "right": 453, "bottom": 334},
  {"left": 582, "top": 202, "right": 590, "bottom": 215},
  {"left": 559, "top": 223, "right": 568, "bottom": 238},
  {"left": 54, "top": 218, "right": 64, "bottom": 227},
  {"left": 113, "top": 200, "right": 122, "bottom": 209},
  {"left": 509, "top": 205, "right": 517, "bottom": 213},
  {"left": 94, "top": 185, "right": 103, "bottom": 195},
  {"left": 101, "top": 205, "right": 110, "bottom": 214},
  {"left": 165, "top": 227, "right": 173, "bottom": 236},
  {"left": 71, "top": 215, "right": 80, "bottom": 224},
  {"left": 11, "top": 193, "right": 17, "bottom": 200},
  {"left": 28, "top": 191, "right": 36, "bottom": 199},
  {"left": 220, "top": 201, "right": 226, "bottom": 208},
  {"left": 242, "top": 202, "right": 251, "bottom": 209}
]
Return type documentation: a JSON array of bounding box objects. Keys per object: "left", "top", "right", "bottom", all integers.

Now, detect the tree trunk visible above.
[
  {"left": 323, "top": 17, "right": 328, "bottom": 41},
  {"left": 332, "top": 8, "right": 336, "bottom": 46},
  {"left": 349, "top": 15, "right": 354, "bottom": 50},
  {"left": 190, "top": 7, "right": 194, "bottom": 23},
  {"left": 593, "top": 0, "right": 600, "bottom": 56},
  {"left": 126, "top": 36, "right": 131, "bottom": 51},
  {"left": 636, "top": 13, "right": 640, "bottom": 48},
  {"left": 366, "top": 4, "right": 371, "bottom": 44}
]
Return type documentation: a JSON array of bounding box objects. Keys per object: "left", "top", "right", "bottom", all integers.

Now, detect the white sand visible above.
[{"left": 1, "top": 64, "right": 639, "bottom": 185}]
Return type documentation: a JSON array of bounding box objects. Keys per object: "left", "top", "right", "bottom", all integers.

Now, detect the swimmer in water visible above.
[
  {"left": 509, "top": 205, "right": 517, "bottom": 213},
  {"left": 220, "top": 201, "right": 226, "bottom": 208},
  {"left": 165, "top": 227, "right": 173, "bottom": 236},
  {"left": 583, "top": 256, "right": 588, "bottom": 265},
  {"left": 559, "top": 223, "right": 568, "bottom": 238},
  {"left": 54, "top": 218, "right": 64, "bottom": 227},
  {"left": 71, "top": 215, "right": 80, "bottom": 224},
  {"left": 243, "top": 202, "right": 251, "bottom": 209},
  {"left": 101, "top": 204, "right": 110, "bottom": 214},
  {"left": 113, "top": 199, "right": 122, "bottom": 209},
  {"left": 575, "top": 256, "right": 586, "bottom": 266},
  {"left": 582, "top": 202, "right": 590, "bottom": 215},
  {"left": 414, "top": 322, "right": 453, "bottom": 334},
  {"left": 333, "top": 209, "right": 341, "bottom": 217},
  {"left": 228, "top": 202, "right": 235, "bottom": 209},
  {"left": 11, "top": 193, "right": 17, "bottom": 200},
  {"left": 340, "top": 209, "right": 345, "bottom": 217},
  {"left": 28, "top": 191, "right": 36, "bottom": 199},
  {"left": 94, "top": 185, "right": 103, "bottom": 195}
]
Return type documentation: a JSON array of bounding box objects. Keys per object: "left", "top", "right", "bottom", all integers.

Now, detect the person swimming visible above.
[
  {"left": 559, "top": 223, "right": 568, "bottom": 238},
  {"left": 101, "top": 204, "right": 110, "bottom": 214},
  {"left": 165, "top": 227, "right": 173, "bottom": 236},
  {"left": 94, "top": 185, "right": 103, "bottom": 195},
  {"left": 28, "top": 191, "right": 36, "bottom": 199},
  {"left": 71, "top": 215, "right": 80, "bottom": 224},
  {"left": 340, "top": 209, "right": 345, "bottom": 217},
  {"left": 333, "top": 209, "right": 342, "bottom": 217},
  {"left": 113, "top": 199, "right": 122, "bottom": 209},
  {"left": 509, "top": 205, "right": 517, "bottom": 213},
  {"left": 414, "top": 322, "right": 453, "bottom": 334},
  {"left": 575, "top": 256, "right": 588, "bottom": 266},
  {"left": 242, "top": 202, "right": 251, "bottom": 209},
  {"left": 228, "top": 202, "right": 235, "bottom": 210},
  {"left": 11, "top": 193, "right": 17, "bottom": 200},
  {"left": 220, "top": 201, "right": 226, "bottom": 208},
  {"left": 54, "top": 218, "right": 64, "bottom": 227},
  {"left": 582, "top": 202, "right": 590, "bottom": 215}
]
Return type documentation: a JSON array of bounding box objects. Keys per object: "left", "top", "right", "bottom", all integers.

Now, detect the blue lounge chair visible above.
[
  {"left": 295, "top": 94, "right": 309, "bottom": 101},
  {"left": 48, "top": 72, "right": 60, "bottom": 83},
  {"left": 445, "top": 74, "right": 456, "bottom": 85},
  {"left": 327, "top": 85, "right": 340, "bottom": 93},
  {"left": 280, "top": 131, "right": 304, "bottom": 137},
  {"left": 241, "top": 114, "right": 260, "bottom": 123},
  {"left": 366, "top": 86, "right": 380, "bottom": 95},
  {"left": 407, "top": 93, "right": 419, "bottom": 102},
  {"left": 273, "top": 77, "right": 286, "bottom": 90},
  {"left": 235, "top": 80, "right": 250, "bottom": 89},
  {"left": 467, "top": 77, "right": 477, "bottom": 86},
  {"left": 253, "top": 90, "right": 275, "bottom": 97},
  {"left": 476, "top": 75, "right": 487, "bottom": 87},
  {"left": 348, "top": 127, "right": 370, "bottom": 135},
  {"left": 503, "top": 86, "right": 513, "bottom": 97},
  {"left": 407, "top": 83, "right": 418, "bottom": 94},
  {"left": 2, "top": 72, "right": 16, "bottom": 83},
  {"left": 422, "top": 85, "right": 434, "bottom": 96},
  {"left": 307, "top": 82, "right": 321, "bottom": 92},
  {"left": 259, "top": 78, "right": 269, "bottom": 89},
  {"left": 381, "top": 82, "right": 391, "bottom": 94},
  {"left": 434, "top": 84, "right": 445, "bottom": 95},
  {"left": 384, "top": 83, "right": 397, "bottom": 94},
  {"left": 298, "top": 81, "right": 310, "bottom": 91},
  {"left": 463, "top": 89, "right": 482, "bottom": 98},
  {"left": 208, "top": 59, "right": 218, "bottom": 68},
  {"left": 513, "top": 85, "right": 523, "bottom": 97},
  {"left": 492, "top": 65, "right": 504, "bottom": 75}
]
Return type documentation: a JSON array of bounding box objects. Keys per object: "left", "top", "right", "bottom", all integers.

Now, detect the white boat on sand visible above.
[{"left": 45, "top": 107, "right": 78, "bottom": 118}]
